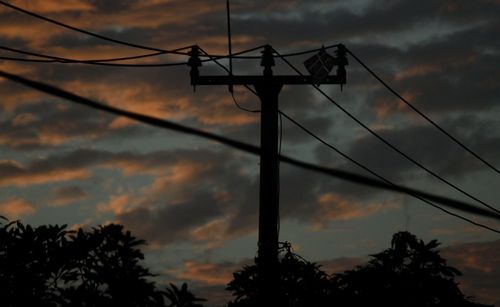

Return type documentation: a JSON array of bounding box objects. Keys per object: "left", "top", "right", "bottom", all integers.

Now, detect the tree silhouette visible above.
[
  {"left": 226, "top": 243, "right": 333, "bottom": 307},
  {"left": 1, "top": 217, "right": 492, "bottom": 307},
  {"left": 332, "top": 231, "right": 492, "bottom": 307},
  {"left": 0, "top": 218, "right": 204, "bottom": 307},
  {"left": 164, "top": 283, "right": 206, "bottom": 307},
  {"left": 226, "top": 233, "right": 493, "bottom": 307}
]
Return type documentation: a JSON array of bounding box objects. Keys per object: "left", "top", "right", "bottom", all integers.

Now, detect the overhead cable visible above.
[
  {"left": 346, "top": 48, "right": 500, "bottom": 176},
  {"left": 1, "top": 69, "right": 500, "bottom": 224},
  {"left": 272, "top": 47, "right": 500, "bottom": 216},
  {"left": 279, "top": 111, "right": 500, "bottom": 234},
  {"left": 0, "top": 45, "right": 188, "bottom": 67},
  {"left": 202, "top": 51, "right": 500, "bottom": 233},
  {"left": 0, "top": 0, "right": 186, "bottom": 54},
  {"left": 0, "top": 1, "right": 339, "bottom": 60}
]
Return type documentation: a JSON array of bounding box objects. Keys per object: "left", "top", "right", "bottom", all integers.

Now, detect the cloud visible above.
[
  {"left": 97, "top": 194, "right": 131, "bottom": 215},
  {"left": 4, "top": 0, "right": 94, "bottom": 14},
  {"left": 0, "top": 158, "right": 90, "bottom": 187},
  {"left": 174, "top": 260, "right": 247, "bottom": 286},
  {"left": 319, "top": 256, "right": 367, "bottom": 275},
  {"left": 312, "top": 193, "right": 398, "bottom": 228},
  {"left": 118, "top": 190, "right": 226, "bottom": 245},
  {"left": 0, "top": 197, "right": 36, "bottom": 218},
  {"left": 49, "top": 185, "right": 88, "bottom": 207},
  {"left": 167, "top": 258, "right": 252, "bottom": 306},
  {"left": 442, "top": 240, "right": 500, "bottom": 306}
]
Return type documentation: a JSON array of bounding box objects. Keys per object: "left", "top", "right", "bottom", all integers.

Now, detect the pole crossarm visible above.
[
  {"left": 187, "top": 45, "right": 347, "bottom": 88},
  {"left": 193, "top": 75, "right": 345, "bottom": 85}
]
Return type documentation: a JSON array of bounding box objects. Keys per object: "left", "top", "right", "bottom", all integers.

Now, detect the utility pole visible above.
[{"left": 187, "top": 44, "right": 347, "bottom": 304}]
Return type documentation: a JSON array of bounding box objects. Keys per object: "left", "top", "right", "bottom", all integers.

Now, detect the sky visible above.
[{"left": 0, "top": 0, "right": 499, "bottom": 305}]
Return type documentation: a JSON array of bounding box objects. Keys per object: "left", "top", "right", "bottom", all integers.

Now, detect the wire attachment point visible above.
[{"left": 188, "top": 45, "right": 202, "bottom": 92}]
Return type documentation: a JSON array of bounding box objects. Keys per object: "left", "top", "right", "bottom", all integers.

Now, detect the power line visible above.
[
  {"left": 279, "top": 110, "right": 500, "bottom": 234},
  {"left": 200, "top": 50, "right": 500, "bottom": 233},
  {"left": 0, "top": 0, "right": 232, "bottom": 58},
  {"left": 272, "top": 47, "right": 500, "bottom": 216},
  {"left": 0, "top": 0, "right": 186, "bottom": 54},
  {"left": 0, "top": 0, "right": 339, "bottom": 61},
  {"left": 0, "top": 55, "right": 56, "bottom": 63},
  {"left": 230, "top": 91, "right": 260, "bottom": 113},
  {"left": 346, "top": 48, "right": 500, "bottom": 176},
  {"left": 0, "top": 45, "right": 189, "bottom": 67},
  {"left": 0, "top": 44, "right": 271, "bottom": 67},
  {"left": 0, "top": 69, "right": 499, "bottom": 224}
]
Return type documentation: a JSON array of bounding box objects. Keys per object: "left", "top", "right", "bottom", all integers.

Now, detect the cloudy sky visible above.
[{"left": 0, "top": 0, "right": 499, "bottom": 305}]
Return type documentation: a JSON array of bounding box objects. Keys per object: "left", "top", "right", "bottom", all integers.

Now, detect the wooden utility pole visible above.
[{"left": 188, "top": 44, "right": 347, "bottom": 304}]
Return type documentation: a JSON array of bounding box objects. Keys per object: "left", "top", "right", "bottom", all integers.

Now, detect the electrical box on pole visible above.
[{"left": 187, "top": 44, "right": 347, "bottom": 305}]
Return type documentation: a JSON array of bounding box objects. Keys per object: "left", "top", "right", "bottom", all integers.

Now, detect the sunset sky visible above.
[{"left": 0, "top": 0, "right": 499, "bottom": 305}]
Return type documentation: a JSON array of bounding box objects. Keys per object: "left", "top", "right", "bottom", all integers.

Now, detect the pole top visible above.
[{"left": 261, "top": 45, "right": 275, "bottom": 76}]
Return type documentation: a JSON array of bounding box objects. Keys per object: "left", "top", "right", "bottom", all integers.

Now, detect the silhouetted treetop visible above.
[
  {"left": 226, "top": 232, "right": 493, "bottom": 307},
  {"left": 332, "top": 231, "right": 491, "bottom": 307},
  {"left": 226, "top": 242, "right": 332, "bottom": 307},
  {"left": 0, "top": 218, "right": 492, "bottom": 307},
  {"left": 0, "top": 218, "right": 204, "bottom": 307}
]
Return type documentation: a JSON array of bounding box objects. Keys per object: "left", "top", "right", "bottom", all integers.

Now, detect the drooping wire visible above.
[
  {"left": 0, "top": 45, "right": 189, "bottom": 67},
  {"left": 276, "top": 112, "right": 283, "bottom": 238},
  {"left": 1, "top": 69, "right": 499, "bottom": 224},
  {"left": 279, "top": 110, "right": 500, "bottom": 234},
  {"left": 346, "top": 48, "right": 500, "bottom": 176},
  {"left": 0, "top": 0, "right": 263, "bottom": 59},
  {"left": 0, "top": 44, "right": 273, "bottom": 67},
  {"left": 0, "top": 0, "right": 187, "bottom": 54},
  {"left": 0, "top": 0, "right": 341, "bottom": 61},
  {"left": 230, "top": 91, "right": 260, "bottom": 113},
  {"left": 200, "top": 48, "right": 500, "bottom": 233},
  {"left": 272, "top": 47, "right": 500, "bottom": 216},
  {"left": 0, "top": 55, "right": 56, "bottom": 63}
]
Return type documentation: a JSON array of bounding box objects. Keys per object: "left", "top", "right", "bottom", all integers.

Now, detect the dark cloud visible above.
[
  {"left": 50, "top": 185, "right": 88, "bottom": 206},
  {"left": 0, "top": 101, "right": 151, "bottom": 151},
  {"left": 119, "top": 190, "right": 225, "bottom": 245},
  {"left": 342, "top": 115, "right": 500, "bottom": 181},
  {"left": 442, "top": 239, "right": 500, "bottom": 306},
  {"left": 88, "top": 0, "right": 138, "bottom": 13}
]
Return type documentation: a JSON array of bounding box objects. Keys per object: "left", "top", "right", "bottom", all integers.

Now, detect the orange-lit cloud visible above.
[
  {"left": 49, "top": 185, "right": 88, "bottom": 207},
  {"left": 313, "top": 193, "right": 398, "bottom": 228},
  {"left": 394, "top": 64, "right": 441, "bottom": 81},
  {"left": 0, "top": 83, "right": 44, "bottom": 112},
  {"left": 0, "top": 197, "right": 35, "bottom": 218},
  {"left": 174, "top": 260, "right": 249, "bottom": 286},
  {"left": 11, "top": 112, "right": 37, "bottom": 126},
  {"left": 0, "top": 159, "right": 90, "bottom": 187},
  {"left": 61, "top": 79, "right": 257, "bottom": 128},
  {"left": 97, "top": 194, "right": 131, "bottom": 215},
  {"left": 442, "top": 240, "right": 500, "bottom": 306},
  {"left": 373, "top": 91, "right": 420, "bottom": 119},
  {"left": 190, "top": 218, "right": 229, "bottom": 249},
  {"left": 7, "top": 0, "right": 93, "bottom": 13}
]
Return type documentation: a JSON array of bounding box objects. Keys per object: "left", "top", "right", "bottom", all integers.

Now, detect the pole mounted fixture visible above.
[
  {"left": 188, "top": 43, "right": 347, "bottom": 304},
  {"left": 187, "top": 44, "right": 347, "bottom": 88},
  {"left": 304, "top": 43, "right": 348, "bottom": 89}
]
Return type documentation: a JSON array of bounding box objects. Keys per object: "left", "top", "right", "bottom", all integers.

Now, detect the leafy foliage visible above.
[
  {"left": 164, "top": 283, "right": 206, "bottom": 307},
  {"left": 226, "top": 243, "right": 333, "bottom": 307},
  {"left": 0, "top": 219, "right": 204, "bottom": 307},
  {"left": 226, "top": 232, "right": 493, "bottom": 307},
  {"left": 0, "top": 217, "right": 492, "bottom": 307},
  {"left": 332, "top": 231, "right": 492, "bottom": 307}
]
